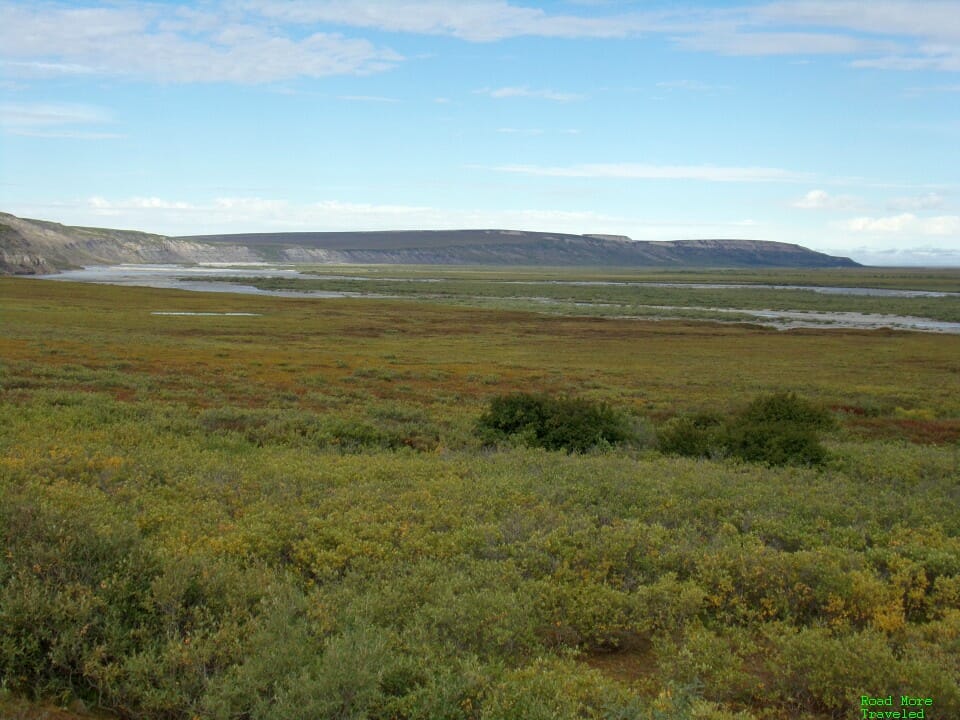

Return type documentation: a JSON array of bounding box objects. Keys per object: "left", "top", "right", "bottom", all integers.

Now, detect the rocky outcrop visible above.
[{"left": 0, "top": 211, "right": 860, "bottom": 273}]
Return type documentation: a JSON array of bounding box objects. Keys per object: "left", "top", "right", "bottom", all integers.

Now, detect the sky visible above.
[{"left": 1, "top": 1, "right": 959, "bottom": 265}]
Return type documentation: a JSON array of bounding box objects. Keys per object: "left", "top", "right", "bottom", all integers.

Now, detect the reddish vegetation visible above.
[
  {"left": 847, "top": 416, "right": 960, "bottom": 444},
  {"left": 0, "top": 698, "right": 118, "bottom": 720},
  {"left": 832, "top": 404, "right": 868, "bottom": 416}
]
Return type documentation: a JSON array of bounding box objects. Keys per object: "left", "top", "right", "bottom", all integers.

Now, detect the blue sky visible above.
[{"left": 1, "top": 1, "right": 959, "bottom": 265}]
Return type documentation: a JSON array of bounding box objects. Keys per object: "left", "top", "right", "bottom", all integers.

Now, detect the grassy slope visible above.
[{"left": 2, "top": 276, "right": 959, "bottom": 719}]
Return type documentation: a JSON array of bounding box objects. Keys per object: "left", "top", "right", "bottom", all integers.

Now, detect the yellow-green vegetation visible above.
[
  {"left": 1, "top": 274, "right": 960, "bottom": 720},
  {"left": 659, "top": 393, "right": 836, "bottom": 467},
  {"left": 292, "top": 264, "right": 960, "bottom": 292},
  {"left": 209, "top": 267, "right": 960, "bottom": 324}
]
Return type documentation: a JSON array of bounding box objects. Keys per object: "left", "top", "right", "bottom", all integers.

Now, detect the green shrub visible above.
[
  {"left": 660, "top": 393, "right": 833, "bottom": 467},
  {"left": 725, "top": 393, "right": 832, "bottom": 467},
  {"left": 722, "top": 421, "right": 827, "bottom": 467},
  {"left": 765, "top": 626, "right": 898, "bottom": 714},
  {"left": 737, "top": 392, "right": 835, "bottom": 431},
  {"left": 657, "top": 413, "right": 724, "bottom": 458},
  {"left": 482, "top": 655, "right": 641, "bottom": 720},
  {"left": 477, "top": 393, "right": 640, "bottom": 453}
]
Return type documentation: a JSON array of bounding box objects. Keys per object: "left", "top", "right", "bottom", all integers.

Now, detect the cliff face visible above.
[
  {"left": 0, "top": 213, "right": 173, "bottom": 272},
  {"left": 177, "top": 230, "right": 861, "bottom": 268},
  {"left": 0, "top": 227, "right": 58, "bottom": 275},
  {"left": 0, "top": 211, "right": 860, "bottom": 273},
  {"left": 0, "top": 213, "right": 268, "bottom": 272}
]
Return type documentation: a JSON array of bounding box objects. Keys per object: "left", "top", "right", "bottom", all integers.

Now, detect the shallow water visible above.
[
  {"left": 39, "top": 264, "right": 378, "bottom": 298},
  {"left": 502, "top": 297, "right": 960, "bottom": 333},
  {"left": 35, "top": 264, "right": 960, "bottom": 334},
  {"left": 631, "top": 305, "right": 960, "bottom": 333},
  {"left": 499, "top": 280, "right": 959, "bottom": 297},
  {"left": 150, "top": 311, "right": 262, "bottom": 316}
]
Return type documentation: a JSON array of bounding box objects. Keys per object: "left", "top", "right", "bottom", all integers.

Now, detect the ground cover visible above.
[
  {"left": 1, "top": 275, "right": 959, "bottom": 719},
  {"left": 292, "top": 265, "right": 960, "bottom": 292},
  {"left": 202, "top": 267, "right": 960, "bottom": 325}
]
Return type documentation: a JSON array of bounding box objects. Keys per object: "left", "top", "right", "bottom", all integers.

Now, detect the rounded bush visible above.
[
  {"left": 659, "top": 393, "right": 833, "bottom": 466},
  {"left": 477, "top": 393, "right": 640, "bottom": 453},
  {"left": 657, "top": 413, "right": 724, "bottom": 458}
]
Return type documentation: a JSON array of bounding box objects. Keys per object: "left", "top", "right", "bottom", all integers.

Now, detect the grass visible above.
[
  {"left": 1, "top": 273, "right": 959, "bottom": 720},
  {"left": 196, "top": 265, "right": 960, "bottom": 324},
  {"left": 292, "top": 264, "right": 960, "bottom": 292}
]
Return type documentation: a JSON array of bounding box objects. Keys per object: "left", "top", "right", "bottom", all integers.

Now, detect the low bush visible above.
[
  {"left": 737, "top": 392, "right": 835, "bottom": 431},
  {"left": 657, "top": 413, "right": 724, "bottom": 459},
  {"left": 659, "top": 393, "right": 833, "bottom": 467},
  {"left": 722, "top": 420, "right": 827, "bottom": 467},
  {"left": 477, "top": 393, "right": 642, "bottom": 453}
]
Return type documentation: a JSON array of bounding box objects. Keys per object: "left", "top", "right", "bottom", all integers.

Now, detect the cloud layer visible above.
[
  {"left": 843, "top": 213, "right": 960, "bottom": 236},
  {"left": 792, "top": 189, "right": 860, "bottom": 210},
  {"left": 2, "top": 1, "right": 959, "bottom": 84},
  {"left": 478, "top": 87, "right": 584, "bottom": 101},
  {"left": 0, "top": 3, "right": 402, "bottom": 83},
  {"left": 0, "top": 102, "right": 122, "bottom": 138},
  {"left": 494, "top": 163, "right": 810, "bottom": 182},
  {"left": 7, "top": 195, "right": 763, "bottom": 242}
]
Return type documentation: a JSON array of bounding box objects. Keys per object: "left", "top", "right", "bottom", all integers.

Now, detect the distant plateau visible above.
[{"left": 0, "top": 211, "right": 859, "bottom": 275}]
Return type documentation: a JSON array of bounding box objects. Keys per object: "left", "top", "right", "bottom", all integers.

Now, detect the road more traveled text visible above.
[{"left": 860, "top": 695, "right": 934, "bottom": 719}]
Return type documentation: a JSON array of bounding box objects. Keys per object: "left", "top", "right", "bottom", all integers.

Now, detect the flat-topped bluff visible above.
[{"left": 0, "top": 211, "right": 859, "bottom": 274}]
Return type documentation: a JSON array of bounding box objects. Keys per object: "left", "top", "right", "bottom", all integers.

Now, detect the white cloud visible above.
[
  {"left": 21, "top": 195, "right": 958, "bottom": 264},
  {"left": 924, "top": 215, "right": 960, "bottom": 235},
  {"left": 844, "top": 212, "right": 960, "bottom": 236},
  {"left": 492, "top": 163, "right": 810, "bottom": 182},
  {"left": 792, "top": 189, "right": 859, "bottom": 210},
  {"left": 887, "top": 192, "right": 946, "bottom": 211},
  {"left": 853, "top": 48, "right": 960, "bottom": 72},
  {"left": 238, "top": 0, "right": 960, "bottom": 62},
  {"left": 0, "top": 3, "right": 402, "bottom": 83},
  {"left": 5, "top": 195, "right": 766, "bottom": 240},
  {"left": 0, "top": 102, "right": 110, "bottom": 127},
  {"left": 3, "top": 0, "right": 958, "bottom": 88},
  {"left": 241, "top": 0, "right": 659, "bottom": 42},
  {"left": 0, "top": 102, "right": 121, "bottom": 139},
  {"left": 845, "top": 213, "right": 918, "bottom": 233},
  {"left": 678, "top": 31, "right": 899, "bottom": 57},
  {"left": 6, "top": 130, "right": 124, "bottom": 140},
  {"left": 253, "top": 0, "right": 943, "bottom": 71},
  {"left": 838, "top": 245, "right": 960, "bottom": 266},
  {"left": 755, "top": 2, "right": 960, "bottom": 43},
  {"left": 0, "top": 60, "right": 101, "bottom": 78},
  {"left": 675, "top": 1, "right": 960, "bottom": 70},
  {"left": 478, "top": 86, "right": 585, "bottom": 101},
  {"left": 90, "top": 196, "right": 192, "bottom": 211},
  {"left": 77, "top": 195, "right": 628, "bottom": 235}
]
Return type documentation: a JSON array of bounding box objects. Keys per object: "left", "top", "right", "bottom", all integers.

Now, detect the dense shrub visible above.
[
  {"left": 657, "top": 413, "right": 724, "bottom": 458},
  {"left": 723, "top": 420, "right": 827, "bottom": 467},
  {"left": 725, "top": 393, "right": 833, "bottom": 466},
  {"left": 736, "top": 392, "right": 835, "bottom": 431},
  {"left": 659, "top": 393, "right": 833, "bottom": 467},
  {"left": 0, "top": 485, "right": 155, "bottom": 701},
  {"left": 477, "top": 393, "right": 642, "bottom": 453}
]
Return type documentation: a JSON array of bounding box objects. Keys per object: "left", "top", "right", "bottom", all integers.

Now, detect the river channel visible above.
[{"left": 34, "top": 264, "right": 960, "bottom": 334}]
